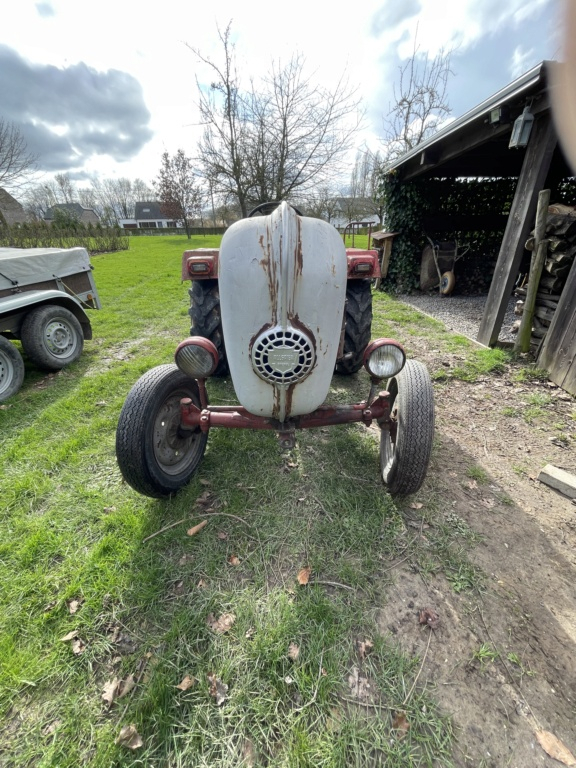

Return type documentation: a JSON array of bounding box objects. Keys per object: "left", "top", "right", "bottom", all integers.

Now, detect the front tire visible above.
[
  {"left": 116, "top": 365, "right": 208, "bottom": 498},
  {"left": 380, "top": 360, "right": 434, "bottom": 496},
  {"left": 189, "top": 280, "right": 228, "bottom": 377},
  {"left": 0, "top": 336, "right": 25, "bottom": 402},
  {"left": 20, "top": 305, "right": 84, "bottom": 370},
  {"left": 335, "top": 280, "right": 373, "bottom": 375}
]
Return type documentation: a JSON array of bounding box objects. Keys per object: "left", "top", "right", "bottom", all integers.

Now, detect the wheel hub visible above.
[
  {"left": 0, "top": 353, "right": 13, "bottom": 395},
  {"left": 153, "top": 395, "right": 195, "bottom": 469},
  {"left": 45, "top": 320, "right": 75, "bottom": 356}
]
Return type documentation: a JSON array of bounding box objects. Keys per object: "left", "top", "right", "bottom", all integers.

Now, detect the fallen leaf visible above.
[
  {"left": 43, "top": 600, "right": 57, "bottom": 613},
  {"left": 67, "top": 599, "right": 82, "bottom": 615},
  {"left": 118, "top": 674, "right": 136, "bottom": 699},
  {"left": 535, "top": 729, "right": 576, "bottom": 766},
  {"left": 419, "top": 608, "right": 440, "bottom": 630},
  {"left": 0, "top": 404, "right": 9, "bottom": 410},
  {"left": 116, "top": 724, "right": 143, "bottom": 750},
  {"left": 357, "top": 639, "right": 374, "bottom": 659},
  {"left": 207, "top": 612, "right": 236, "bottom": 634},
  {"left": 242, "top": 739, "right": 256, "bottom": 767},
  {"left": 103, "top": 506, "right": 116, "bottom": 514},
  {"left": 228, "top": 555, "right": 240, "bottom": 566},
  {"left": 197, "top": 578, "right": 207, "bottom": 589},
  {"left": 410, "top": 502, "right": 423, "bottom": 509},
  {"left": 217, "top": 531, "right": 228, "bottom": 540},
  {"left": 208, "top": 673, "right": 229, "bottom": 706},
  {"left": 172, "top": 580, "right": 185, "bottom": 595},
  {"left": 195, "top": 490, "right": 212, "bottom": 506},
  {"left": 480, "top": 498, "right": 495, "bottom": 509},
  {"left": 71, "top": 638, "right": 86, "bottom": 655},
  {"left": 102, "top": 677, "right": 121, "bottom": 706},
  {"left": 245, "top": 627, "right": 255, "bottom": 639},
  {"left": 41, "top": 719, "right": 62, "bottom": 736},
  {"left": 284, "top": 675, "right": 294, "bottom": 684},
  {"left": 392, "top": 711, "right": 410, "bottom": 736},
  {"left": 60, "top": 630, "right": 78, "bottom": 642},
  {"left": 95, "top": 400, "right": 107, "bottom": 406},
  {"left": 199, "top": 479, "right": 211, "bottom": 486},
  {"left": 297, "top": 566, "right": 312, "bottom": 585},
  {"left": 178, "top": 554, "right": 193, "bottom": 565},
  {"left": 176, "top": 675, "right": 195, "bottom": 691},
  {"left": 187, "top": 520, "right": 208, "bottom": 537},
  {"left": 287, "top": 642, "right": 300, "bottom": 661},
  {"left": 467, "top": 480, "right": 478, "bottom": 490}
]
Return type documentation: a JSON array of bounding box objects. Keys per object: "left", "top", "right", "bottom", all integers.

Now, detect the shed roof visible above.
[{"left": 385, "top": 61, "right": 571, "bottom": 181}]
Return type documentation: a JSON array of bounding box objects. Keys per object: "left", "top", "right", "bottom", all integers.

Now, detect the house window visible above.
[
  {"left": 143, "top": 208, "right": 150, "bottom": 213},
  {"left": 140, "top": 221, "right": 157, "bottom": 228}
]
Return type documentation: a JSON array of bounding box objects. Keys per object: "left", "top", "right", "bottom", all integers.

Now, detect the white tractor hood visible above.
[{"left": 219, "top": 202, "right": 347, "bottom": 421}]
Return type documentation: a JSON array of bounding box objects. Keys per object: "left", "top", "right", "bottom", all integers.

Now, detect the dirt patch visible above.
[{"left": 376, "top": 339, "right": 576, "bottom": 767}]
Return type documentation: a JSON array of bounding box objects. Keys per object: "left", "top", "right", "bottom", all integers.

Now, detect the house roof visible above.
[
  {"left": 385, "top": 60, "right": 571, "bottom": 181},
  {"left": 44, "top": 203, "right": 99, "bottom": 220},
  {"left": 134, "top": 201, "right": 165, "bottom": 220},
  {"left": 0, "top": 188, "right": 28, "bottom": 225}
]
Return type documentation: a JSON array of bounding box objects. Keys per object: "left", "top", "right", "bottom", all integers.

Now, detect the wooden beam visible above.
[
  {"left": 537, "top": 252, "right": 576, "bottom": 391},
  {"left": 537, "top": 464, "right": 576, "bottom": 499},
  {"left": 477, "top": 113, "right": 557, "bottom": 346}
]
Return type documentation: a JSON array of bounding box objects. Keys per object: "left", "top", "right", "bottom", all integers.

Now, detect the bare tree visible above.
[
  {"left": 300, "top": 184, "right": 341, "bottom": 222},
  {"left": 190, "top": 24, "right": 363, "bottom": 216},
  {"left": 349, "top": 149, "right": 385, "bottom": 224},
  {"left": 383, "top": 37, "right": 453, "bottom": 160},
  {"left": 156, "top": 149, "right": 204, "bottom": 238},
  {"left": 0, "top": 119, "right": 37, "bottom": 190}
]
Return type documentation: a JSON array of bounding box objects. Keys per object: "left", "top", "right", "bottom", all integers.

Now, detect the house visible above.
[
  {"left": 331, "top": 197, "right": 380, "bottom": 229},
  {"left": 44, "top": 203, "right": 100, "bottom": 225},
  {"left": 119, "top": 202, "right": 178, "bottom": 230},
  {"left": 384, "top": 60, "right": 576, "bottom": 394},
  {"left": 0, "top": 188, "right": 29, "bottom": 226}
]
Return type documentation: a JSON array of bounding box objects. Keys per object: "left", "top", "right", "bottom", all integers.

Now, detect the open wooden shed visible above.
[{"left": 386, "top": 61, "right": 576, "bottom": 394}]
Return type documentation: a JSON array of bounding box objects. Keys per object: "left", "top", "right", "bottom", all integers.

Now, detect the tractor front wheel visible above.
[
  {"left": 380, "top": 360, "right": 434, "bottom": 495},
  {"left": 116, "top": 365, "right": 208, "bottom": 498}
]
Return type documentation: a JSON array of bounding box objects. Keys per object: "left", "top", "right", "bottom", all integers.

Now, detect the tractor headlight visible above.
[
  {"left": 175, "top": 337, "right": 219, "bottom": 378},
  {"left": 364, "top": 339, "right": 406, "bottom": 380}
]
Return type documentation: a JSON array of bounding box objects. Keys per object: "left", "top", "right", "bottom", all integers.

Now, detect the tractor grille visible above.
[{"left": 251, "top": 327, "right": 315, "bottom": 384}]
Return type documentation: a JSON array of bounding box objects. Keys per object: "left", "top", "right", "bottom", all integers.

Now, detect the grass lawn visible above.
[{"left": 0, "top": 234, "right": 476, "bottom": 767}]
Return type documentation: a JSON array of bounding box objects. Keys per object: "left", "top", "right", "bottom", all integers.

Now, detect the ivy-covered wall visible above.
[
  {"left": 378, "top": 173, "right": 576, "bottom": 294},
  {"left": 378, "top": 174, "right": 518, "bottom": 293}
]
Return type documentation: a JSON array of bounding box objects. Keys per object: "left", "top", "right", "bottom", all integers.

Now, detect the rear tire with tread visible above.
[
  {"left": 116, "top": 364, "right": 208, "bottom": 498},
  {"left": 335, "top": 279, "right": 373, "bottom": 375},
  {"left": 380, "top": 360, "right": 434, "bottom": 495},
  {"left": 188, "top": 280, "right": 228, "bottom": 377},
  {"left": 0, "top": 336, "right": 25, "bottom": 401}
]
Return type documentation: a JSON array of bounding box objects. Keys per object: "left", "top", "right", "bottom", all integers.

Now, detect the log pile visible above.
[{"left": 512, "top": 204, "right": 576, "bottom": 349}]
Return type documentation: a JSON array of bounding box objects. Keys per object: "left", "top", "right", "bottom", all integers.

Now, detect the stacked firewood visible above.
[{"left": 512, "top": 204, "right": 576, "bottom": 347}]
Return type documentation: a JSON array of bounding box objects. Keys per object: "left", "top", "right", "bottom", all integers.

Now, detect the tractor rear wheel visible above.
[
  {"left": 188, "top": 280, "right": 228, "bottom": 377},
  {"left": 116, "top": 364, "right": 208, "bottom": 498},
  {"left": 335, "top": 279, "right": 373, "bottom": 375},
  {"left": 380, "top": 360, "right": 434, "bottom": 495}
]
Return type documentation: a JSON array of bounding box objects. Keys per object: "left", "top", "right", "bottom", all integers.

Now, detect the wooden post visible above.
[
  {"left": 515, "top": 188, "right": 551, "bottom": 352},
  {"left": 477, "top": 113, "right": 556, "bottom": 346}
]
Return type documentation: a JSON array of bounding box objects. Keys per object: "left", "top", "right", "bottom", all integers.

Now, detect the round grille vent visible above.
[{"left": 251, "top": 327, "right": 315, "bottom": 384}]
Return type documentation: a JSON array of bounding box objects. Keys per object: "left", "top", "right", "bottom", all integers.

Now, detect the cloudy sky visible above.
[{"left": 0, "top": 0, "right": 562, "bottom": 189}]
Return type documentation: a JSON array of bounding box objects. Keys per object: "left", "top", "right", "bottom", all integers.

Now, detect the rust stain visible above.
[{"left": 284, "top": 382, "right": 296, "bottom": 421}]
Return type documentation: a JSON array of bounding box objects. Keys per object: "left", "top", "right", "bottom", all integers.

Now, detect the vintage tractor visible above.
[{"left": 116, "top": 202, "right": 434, "bottom": 498}]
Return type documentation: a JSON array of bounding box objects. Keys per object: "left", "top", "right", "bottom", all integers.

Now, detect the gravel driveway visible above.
[{"left": 398, "top": 293, "right": 517, "bottom": 343}]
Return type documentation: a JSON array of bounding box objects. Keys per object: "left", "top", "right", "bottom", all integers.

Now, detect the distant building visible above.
[
  {"left": 0, "top": 188, "right": 29, "bottom": 226},
  {"left": 44, "top": 203, "right": 100, "bottom": 225},
  {"left": 119, "top": 201, "right": 178, "bottom": 230}
]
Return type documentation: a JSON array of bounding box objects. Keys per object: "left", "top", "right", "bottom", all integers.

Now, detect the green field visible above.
[{"left": 0, "top": 235, "right": 463, "bottom": 767}]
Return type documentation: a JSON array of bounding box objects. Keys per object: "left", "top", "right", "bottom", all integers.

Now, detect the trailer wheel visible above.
[
  {"left": 0, "top": 336, "right": 25, "bottom": 402},
  {"left": 20, "top": 305, "right": 83, "bottom": 370},
  {"left": 189, "top": 280, "right": 228, "bottom": 377},
  {"left": 380, "top": 360, "right": 434, "bottom": 496},
  {"left": 116, "top": 365, "right": 208, "bottom": 498},
  {"left": 335, "top": 279, "right": 373, "bottom": 375}
]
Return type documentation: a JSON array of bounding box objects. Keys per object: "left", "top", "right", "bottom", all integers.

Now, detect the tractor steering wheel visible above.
[{"left": 247, "top": 201, "right": 303, "bottom": 217}]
